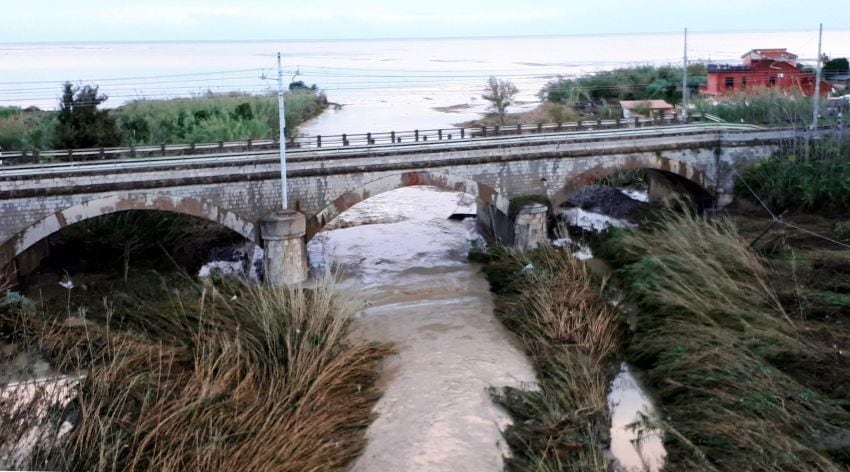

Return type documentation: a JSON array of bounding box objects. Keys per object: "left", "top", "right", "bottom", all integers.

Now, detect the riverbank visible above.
[
  {"left": 470, "top": 175, "right": 850, "bottom": 470},
  {"left": 473, "top": 245, "right": 621, "bottom": 470},
  {"left": 1, "top": 272, "right": 391, "bottom": 470},
  {"left": 590, "top": 205, "right": 850, "bottom": 470}
]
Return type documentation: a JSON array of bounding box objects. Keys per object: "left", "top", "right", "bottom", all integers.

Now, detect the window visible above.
[
  {"left": 725, "top": 77, "right": 735, "bottom": 89},
  {"left": 742, "top": 77, "right": 748, "bottom": 89},
  {"left": 769, "top": 76, "right": 777, "bottom": 86}
]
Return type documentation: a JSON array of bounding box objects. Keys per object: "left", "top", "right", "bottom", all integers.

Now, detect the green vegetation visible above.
[
  {"left": 116, "top": 90, "right": 327, "bottom": 146},
  {"left": 825, "top": 57, "right": 850, "bottom": 79},
  {"left": 0, "top": 85, "right": 328, "bottom": 151},
  {"left": 53, "top": 83, "right": 123, "bottom": 149},
  {"left": 541, "top": 64, "right": 706, "bottom": 105},
  {"left": 1, "top": 275, "right": 391, "bottom": 471},
  {"left": 473, "top": 245, "right": 620, "bottom": 471},
  {"left": 735, "top": 135, "right": 850, "bottom": 213},
  {"left": 694, "top": 87, "right": 820, "bottom": 126},
  {"left": 595, "top": 210, "right": 850, "bottom": 471},
  {"left": 0, "top": 106, "right": 56, "bottom": 151},
  {"left": 834, "top": 221, "right": 850, "bottom": 242}
]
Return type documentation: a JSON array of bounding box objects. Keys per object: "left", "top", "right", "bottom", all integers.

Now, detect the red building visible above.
[{"left": 700, "top": 48, "right": 831, "bottom": 97}]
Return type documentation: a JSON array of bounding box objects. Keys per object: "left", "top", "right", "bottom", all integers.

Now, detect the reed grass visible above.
[
  {"left": 1, "top": 277, "right": 391, "bottom": 471},
  {"left": 693, "top": 88, "right": 816, "bottom": 126},
  {"left": 600, "top": 209, "right": 850, "bottom": 470},
  {"left": 115, "top": 90, "right": 328, "bottom": 145},
  {"left": 477, "top": 245, "right": 621, "bottom": 471},
  {"left": 735, "top": 135, "right": 850, "bottom": 213}
]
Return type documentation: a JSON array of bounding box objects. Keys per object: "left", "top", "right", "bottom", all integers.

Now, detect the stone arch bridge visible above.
[{"left": 0, "top": 125, "right": 812, "bottom": 284}]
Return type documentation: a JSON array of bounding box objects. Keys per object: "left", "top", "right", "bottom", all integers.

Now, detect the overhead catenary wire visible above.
[{"left": 734, "top": 168, "right": 850, "bottom": 251}]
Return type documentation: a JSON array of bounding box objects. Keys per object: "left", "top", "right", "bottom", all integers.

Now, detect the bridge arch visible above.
[
  {"left": 551, "top": 154, "right": 716, "bottom": 208},
  {"left": 0, "top": 193, "right": 258, "bottom": 269},
  {"left": 306, "top": 171, "right": 510, "bottom": 240}
]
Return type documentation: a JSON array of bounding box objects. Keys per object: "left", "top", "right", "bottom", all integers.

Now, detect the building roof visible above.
[
  {"left": 707, "top": 64, "right": 751, "bottom": 73},
  {"left": 619, "top": 100, "right": 674, "bottom": 110},
  {"left": 742, "top": 48, "right": 798, "bottom": 61}
]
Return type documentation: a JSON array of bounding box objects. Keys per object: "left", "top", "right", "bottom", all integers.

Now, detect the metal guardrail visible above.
[
  {"left": 0, "top": 122, "right": 771, "bottom": 177},
  {"left": 0, "top": 113, "right": 704, "bottom": 166}
]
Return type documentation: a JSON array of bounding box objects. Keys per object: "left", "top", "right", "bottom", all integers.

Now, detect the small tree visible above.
[
  {"left": 482, "top": 77, "right": 519, "bottom": 124},
  {"left": 52, "top": 82, "right": 123, "bottom": 149}
]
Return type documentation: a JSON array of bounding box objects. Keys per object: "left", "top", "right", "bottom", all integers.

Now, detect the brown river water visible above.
[
  {"left": 307, "top": 186, "right": 665, "bottom": 471},
  {"left": 308, "top": 187, "right": 536, "bottom": 471}
]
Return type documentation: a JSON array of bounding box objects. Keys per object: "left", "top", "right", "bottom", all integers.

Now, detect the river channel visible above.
[
  {"left": 306, "top": 185, "right": 665, "bottom": 471},
  {"left": 308, "top": 187, "right": 535, "bottom": 470}
]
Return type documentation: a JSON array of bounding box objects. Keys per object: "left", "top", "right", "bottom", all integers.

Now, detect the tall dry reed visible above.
[
  {"left": 480, "top": 245, "right": 621, "bottom": 471},
  {"left": 606, "top": 210, "right": 850, "bottom": 471},
  {"left": 1, "top": 278, "right": 391, "bottom": 471}
]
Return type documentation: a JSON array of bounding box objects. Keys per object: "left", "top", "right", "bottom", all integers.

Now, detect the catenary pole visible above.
[
  {"left": 277, "top": 52, "right": 288, "bottom": 210},
  {"left": 812, "top": 23, "right": 823, "bottom": 130},
  {"left": 682, "top": 28, "right": 688, "bottom": 121}
]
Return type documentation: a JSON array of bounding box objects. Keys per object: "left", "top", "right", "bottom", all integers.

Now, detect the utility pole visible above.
[
  {"left": 277, "top": 52, "right": 288, "bottom": 210},
  {"left": 812, "top": 23, "right": 823, "bottom": 130},
  {"left": 682, "top": 28, "right": 689, "bottom": 121}
]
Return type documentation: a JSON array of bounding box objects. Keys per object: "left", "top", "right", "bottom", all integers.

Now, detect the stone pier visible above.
[
  {"left": 260, "top": 210, "right": 308, "bottom": 286},
  {"left": 513, "top": 203, "right": 548, "bottom": 251}
]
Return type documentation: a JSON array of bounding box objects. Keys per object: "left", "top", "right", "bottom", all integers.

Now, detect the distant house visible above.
[
  {"left": 700, "top": 48, "right": 831, "bottom": 97},
  {"left": 619, "top": 100, "right": 674, "bottom": 119}
]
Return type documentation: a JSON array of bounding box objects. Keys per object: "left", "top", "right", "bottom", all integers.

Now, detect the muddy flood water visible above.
[
  {"left": 307, "top": 186, "right": 665, "bottom": 471},
  {"left": 308, "top": 187, "right": 536, "bottom": 470}
]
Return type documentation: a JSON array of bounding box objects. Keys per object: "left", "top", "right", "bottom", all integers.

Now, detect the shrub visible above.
[
  {"left": 735, "top": 136, "right": 850, "bottom": 213},
  {"left": 52, "top": 83, "right": 123, "bottom": 149}
]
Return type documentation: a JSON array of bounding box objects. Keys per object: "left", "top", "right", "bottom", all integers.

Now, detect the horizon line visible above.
[{"left": 2, "top": 27, "right": 847, "bottom": 46}]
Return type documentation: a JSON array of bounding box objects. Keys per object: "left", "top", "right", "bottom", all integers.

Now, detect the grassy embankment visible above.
[
  {"left": 594, "top": 210, "right": 850, "bottom": 471},
  {"left": 586, "top": 136, "right": 850, "bottom": 470},
  {"left": 475, "top": 135, "right": 850, "bottom": 470},
  {"left": 1, "top": 273, "right": 391, "bottom": 471},
  {"left": 0, "top": 89, "right": 328, "bottom": 151},
  {"left": 471, "top": 246, "right": 621, "bottom": 471}
]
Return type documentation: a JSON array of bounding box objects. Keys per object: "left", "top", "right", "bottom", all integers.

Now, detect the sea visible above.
[{"left": 2, "top": 30, "right": 849, "bottom": 137}]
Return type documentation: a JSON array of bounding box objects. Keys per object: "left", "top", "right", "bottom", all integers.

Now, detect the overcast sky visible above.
[{"left": 2, "top": 0, "right": 845, "bottom": 43}]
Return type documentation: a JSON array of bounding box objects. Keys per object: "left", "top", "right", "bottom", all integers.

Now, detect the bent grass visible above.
[
  {"left": 479, "top": 245, "right": 620, "bottom": 471},
  {"left": 606, "top": 209, "right": 850, "bottom": 471},
  {"left": 1, "top": 278, "right": 391, "bottom": 471}
]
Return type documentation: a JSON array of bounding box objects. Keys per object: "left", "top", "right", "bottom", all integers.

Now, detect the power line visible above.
[{"left": 0, "top": 68, "right": 274, "bottom": 86}]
